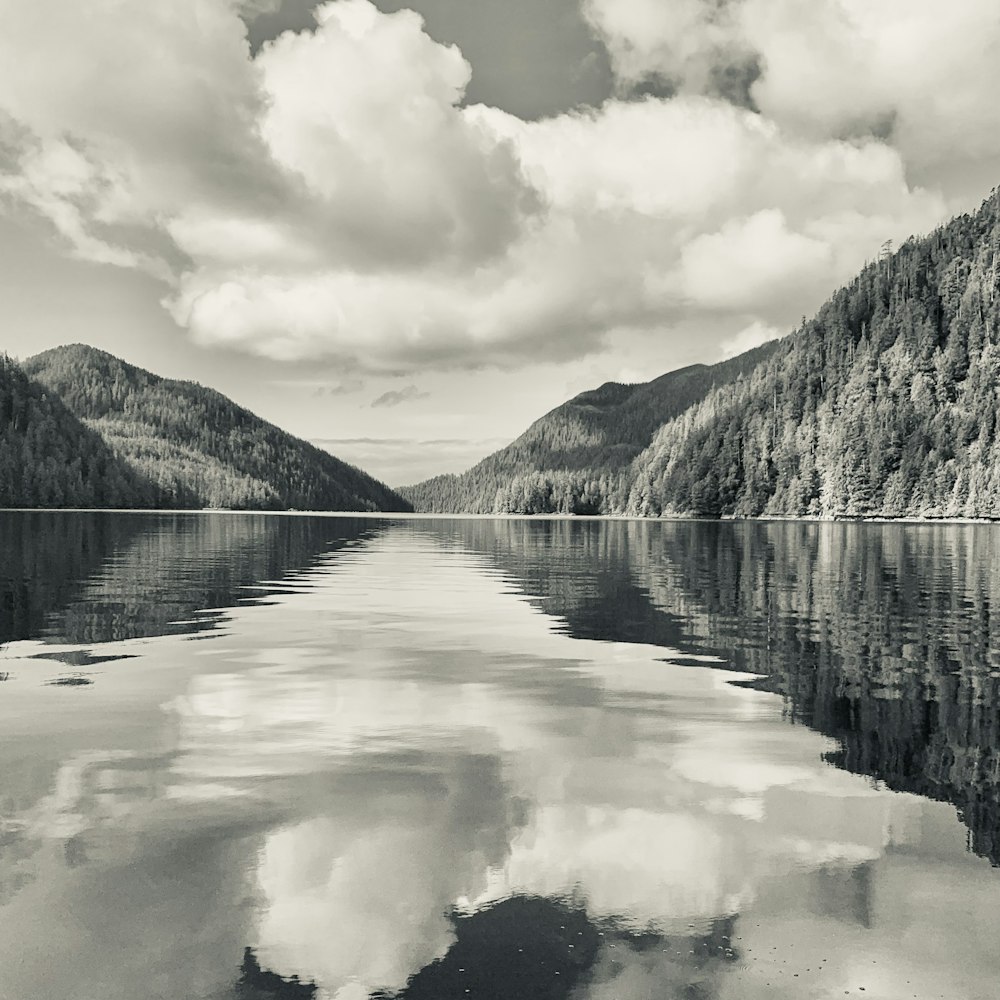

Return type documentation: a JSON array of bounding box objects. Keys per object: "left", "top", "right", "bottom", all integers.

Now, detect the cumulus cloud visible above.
[
  {"left": 475, "top": 97, "right": 945, "bottom": 326},
  {"left": 677, "top": 209, "right": 831, "bottom": 312},
  {"left": 254, "top": 1, "right": 532, "bottom": 265},
  {"left": 0, "top": 0, "right": 994, "bottom": 372},
  {"left": 719, "top": 321, "right": 784, "bottom": 360},
  {"left": 581, "top": 0, "right": 757, "bottom": 101},
  {"left": 583, "top": 0, "right": 1000, "bottom": 189}
]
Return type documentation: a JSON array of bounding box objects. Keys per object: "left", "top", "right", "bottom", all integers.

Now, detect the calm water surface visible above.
[{"left": 0, "top": 512, "right": 998, "bottom": 1000}]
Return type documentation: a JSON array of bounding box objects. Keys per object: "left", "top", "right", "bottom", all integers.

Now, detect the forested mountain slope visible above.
[
  {"left": 407, "top": 187, "right": 1000, "bottom": 520},
  {"left": 0, "top": 354, "right": 155, "bottom": 508},
  {"left": 401, "top": 342, "right": 779, "bottom": 514},
  {"left": 624, "top": 188, "right": 1000, "bottom": 519},
  {"left": 21, "top": 345, "right": 411, "bottom": 512}
]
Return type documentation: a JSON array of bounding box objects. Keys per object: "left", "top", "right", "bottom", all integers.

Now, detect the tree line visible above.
[
  {"left": 625, "top": 188, "right": 1000, "bottom": 519},
  {"left": 406, "top": 188, "right": 1000, "bottom": 520}
]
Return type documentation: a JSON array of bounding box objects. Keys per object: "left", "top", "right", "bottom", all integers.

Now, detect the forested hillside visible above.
[
  {"left": 624, "top": 188, "right": 1000, "bottom": 519},
  {"left": 0, "top": 354, "right": 155, "bottom": 508},
  {"left": 18, "top": 345, "right": 411, "bottom": 512},
  {"left": 401, "top": 343, "right": 779, "bottom": 514},
  {"left": 407, "top": 187, "right": 1000, "bottom": 520}
]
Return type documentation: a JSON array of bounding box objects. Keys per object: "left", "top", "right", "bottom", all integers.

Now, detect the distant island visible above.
[
  {"left": 0, "top": 344, "right": 411, "bottom": 512},
  {"left": 403, "top": 187, "right": 1000, "bottom": 521}
]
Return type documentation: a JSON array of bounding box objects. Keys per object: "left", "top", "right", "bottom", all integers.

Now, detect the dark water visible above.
[{"left": 0, "top": 512, "right": 998, "bottom": 1000}]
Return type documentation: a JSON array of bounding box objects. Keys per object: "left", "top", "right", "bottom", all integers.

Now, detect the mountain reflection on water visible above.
[
  {"left": 0, "top": 512, "right": 998, "bottom": 1000},
  {"left": 0, "top": 511, "right": 383, "bottom": 646},
  {"left": 426, "top": 519, "right": 1000, "bottom": 867}
]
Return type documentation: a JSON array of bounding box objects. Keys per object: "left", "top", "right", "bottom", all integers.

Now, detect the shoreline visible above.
[{"left": 1, "top": 507, "right": 999, "bottom": 527}]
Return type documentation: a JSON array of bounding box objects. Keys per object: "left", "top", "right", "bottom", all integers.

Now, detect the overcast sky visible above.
[{"left": 2, "top": 0, "right": 999, "bottom": 485}]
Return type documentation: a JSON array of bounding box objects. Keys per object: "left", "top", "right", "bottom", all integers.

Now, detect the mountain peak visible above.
[{"left": 11, "top": 347, "right": 411, "bottom": 512}]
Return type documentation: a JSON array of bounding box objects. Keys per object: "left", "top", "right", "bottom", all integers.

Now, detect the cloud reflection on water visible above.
[
  {"left": 159, "top": 532, "right": 1000, "bottom": 999},
  {"left": 1, "top": 525, "right": 999, "bottom": 999}
]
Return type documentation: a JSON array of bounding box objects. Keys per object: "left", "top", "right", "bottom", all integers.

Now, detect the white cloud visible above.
[
  {"left": 0, "top": 0, "right": 992, "bottom": 373},
  {"left": 254, "top": 1, "right": 532, "bottom": 266},
  {"left": 740, "top": 0, "right": 1000, "bottom": 174},
  {"left": 475, "top": 98, "right": 944, "bottom": 331},
  {"left": 719, "top": 321, "right": 784, "bottom": 360},
  {"left": 583, "top": 0, "right": 1000, "bottom": 192},
  {"left": 677, "top": 209, "right": 831, "bottom": 312},
  {"left": 581, "top": 0, "right": 754, "bottom": 96}
]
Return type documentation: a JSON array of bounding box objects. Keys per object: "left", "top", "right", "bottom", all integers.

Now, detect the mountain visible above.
[
  {"left": 405, "top": 187, "right": 1000, "bottom": 520},
  {"left": 0, "top": 353, "right": 156, "bottom": 509},
  {"left": 17, "top": 345, "right": 411, "bottom": 512},
  {"left": 623, "top": 188, "right": 1000, "bottom": 519},
  {"left": 400, "top": 343, "right": 780, "bottom": 514}
]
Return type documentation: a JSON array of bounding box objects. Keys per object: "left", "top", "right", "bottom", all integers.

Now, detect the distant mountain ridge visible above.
[
  {"left": 3, "top": 345, "right": 410, "bottom": 512},
  {"left": 405, "top": 187, "right": 1000, "bottom": 520},
  {"left": 401, "top": 343, "right": 780, "bottom": 514}
]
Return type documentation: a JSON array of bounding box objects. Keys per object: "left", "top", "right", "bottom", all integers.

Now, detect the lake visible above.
[{"left": 0, "top": 511, "right": 998, "bottom": 1000}]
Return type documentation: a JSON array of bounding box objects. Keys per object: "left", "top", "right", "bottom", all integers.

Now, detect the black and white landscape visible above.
[{"left": 2, "top": 2, "right": 1000, "bottom": 999}]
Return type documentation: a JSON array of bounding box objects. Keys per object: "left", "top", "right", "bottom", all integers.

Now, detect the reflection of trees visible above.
[
  {"left": 637, "top": 521, "right": 1000, "bottom": 867},
  {"left": 0, "top": 512, "right": 144, "bottom": 644},
  {"left": 426, "top": 518, "right": 1000, "bottom": 865},
  {"left": 421, "top": 519, "right": 692, "bottom": 651},
  {"left": 0, "top": 512, "right": 384, "bottom": 646}
]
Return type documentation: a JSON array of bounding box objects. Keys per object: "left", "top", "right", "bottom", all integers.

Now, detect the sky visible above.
[{"left": 1, "top": 0, "right": 999, "bottom": 485}]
